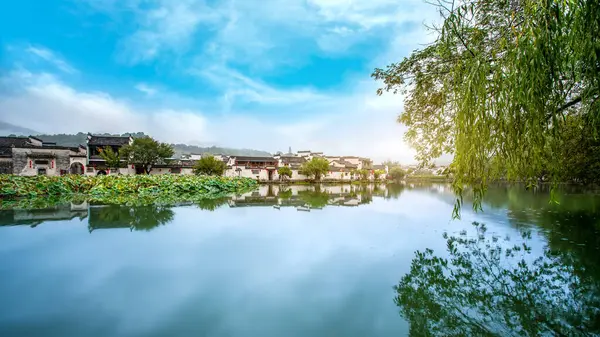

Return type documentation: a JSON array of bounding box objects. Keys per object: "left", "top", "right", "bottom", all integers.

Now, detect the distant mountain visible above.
[
  {"left": 0, "top": 121, "right": 40, "bottom": 136},
  {"left": 14, "top": 131, "right": 271, "bottom": 157}
]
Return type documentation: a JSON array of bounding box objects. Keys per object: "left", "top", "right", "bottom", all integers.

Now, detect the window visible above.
[
  {"left": 171, "top": 168, "right": 181, "bottom": 174},
  {"left": 87, "top": 167, "right": 94, "bottom": 172},
  {"left": 251, "top": 169, "right": 260, "bottom": 174},
  {"left": 34, "top": 160, "right": 49, "bottom": 165}
]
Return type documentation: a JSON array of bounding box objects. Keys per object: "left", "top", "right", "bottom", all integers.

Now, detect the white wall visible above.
[{"left": 13, "top": 148, "right": 65, "bottom": 176}]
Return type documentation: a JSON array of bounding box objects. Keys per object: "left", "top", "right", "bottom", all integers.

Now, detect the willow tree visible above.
[{"left": 373, "top": 0, "right": 600, "bottom": 215}]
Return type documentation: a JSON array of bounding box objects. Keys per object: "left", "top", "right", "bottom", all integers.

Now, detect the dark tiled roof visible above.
[
  {"left": 373, "top": 165, "right": 386, "bottom": 170},
  {"left": 29, "top": 136, "right": 43, "bottom": 142},
  {"left": 339, "top": 160, "right": 358, "bottom": 168},
  {"left": 282, "top": 156, "right": 306, "bottom": 164},
  {"left": 88, "top": 135, "right": 131, "bottom": 146},
  {"left": 0, "top": 137, "right": 31, "bottom": 148},
  {"left": 234, "top": 156, "right": 276, "bottom": 162},
  {"left": 0, "top": 147, "right": 12, "bottom": 157}
]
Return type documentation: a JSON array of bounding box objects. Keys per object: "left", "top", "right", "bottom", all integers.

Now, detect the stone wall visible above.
[
  {"left": 56, "top": 152, "right": 71, "bottom": 174},
  {"left": 0, "top": 159, "right": 13, "bottom": 174},
  {"left": 12, "top": 150, "right": 29, "bottom": 175}
]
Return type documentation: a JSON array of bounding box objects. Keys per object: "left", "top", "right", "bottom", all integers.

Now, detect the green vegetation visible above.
[
  {"left": 299, "top": 157, "right": 330, "bottom": 181},
  {"left": 0, "top": 175, "right": 257, "bottom": 204},
  {"left": 193, "top": 155, "right": 227, "bottom": 176},
  {"left": 389, "top": 167, "right": 406, "bottom": 181},
  {"left": 373, "top": 0, "right": 600, "bottom": 211},
  {"left": 120, "top": 137, "right": 174, "bottom": 174},
  {"left": 357, "top": 169, "right": 369, "bottom": 180},
  {"left": 373, "top": 169, "right": 385, "bottom": 180},
  {"left": 297, "top": 189, "right": 330, "bottom": 208},
  {"left": 277, "top": 166, "right": 293, "bottom": 181},
  {"left": 98, "top": 146, "right": 122, "bottom": 170}
]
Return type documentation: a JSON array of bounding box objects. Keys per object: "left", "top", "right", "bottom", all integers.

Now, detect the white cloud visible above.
[
  {"left": 195, "top": 65, "right": 327, "bottom": 107},
  {"left": 0, "top": 70, "right": 416, "bottom": 163},
  {"left": 135, "top": 83, "right": 158, "bottom": 96},
  {"left": 84, "top": 0, "right": 435, "bottom": 67},
  {"left": 26, "top": 46, "right": 78, "bottom": 74}
]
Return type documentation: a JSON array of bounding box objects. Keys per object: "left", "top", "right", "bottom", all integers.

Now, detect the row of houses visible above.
[{"left": 0, "top": 134, "right": 387, "bottom": 181}]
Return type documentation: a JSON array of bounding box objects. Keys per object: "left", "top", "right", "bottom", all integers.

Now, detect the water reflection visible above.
[
  {"left": 396, "top": 222, "right": 600, "bottom": 336},
  {"left": 229, "top": 183, "right": 396, "bottom": 210},
  {"left": 0, "top": 183, "right": 406, "bottom": 230},
  {"left": 0, "top": 201, "right": 89, "bottom": 228},
  {"left": 88, "top": 205, "right": 175, "bottom": 232}
]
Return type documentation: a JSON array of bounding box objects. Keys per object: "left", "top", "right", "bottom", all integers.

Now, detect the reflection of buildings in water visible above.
[
  {"left": 228, "top": 184, "right": 366, "bottom": 211},
  {"left": 0, "top": 202, "right": 89, "bottom": 227}
]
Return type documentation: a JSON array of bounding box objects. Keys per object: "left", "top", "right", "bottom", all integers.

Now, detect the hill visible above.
[
  {"left": 2, "top": 131, "right": 272, "bottom": 157},
  {"left": 0, "top": 121, "right": 39, "bottom": 136}
]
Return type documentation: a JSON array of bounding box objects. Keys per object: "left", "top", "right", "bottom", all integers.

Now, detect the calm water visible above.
[{"left": 0, "top": 183, "right": 599, "bottom": 336}]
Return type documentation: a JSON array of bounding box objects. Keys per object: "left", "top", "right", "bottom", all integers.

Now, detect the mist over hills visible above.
[{"left": 0, "top": 123, "right": 271, "bottom": 157}]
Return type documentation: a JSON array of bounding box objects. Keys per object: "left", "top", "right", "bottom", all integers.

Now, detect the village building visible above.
[
  {"left": 224, "top": 156, "right": 279, "bottom": 181},
  {"left": 0, "top": 136, "right": 87, "bottom": 176},
  {"left": 277, "top": 154, "right": 309, "bottom": 180},
  {"left": 86, "top": 134, "right": 134, "bottom": 175}
]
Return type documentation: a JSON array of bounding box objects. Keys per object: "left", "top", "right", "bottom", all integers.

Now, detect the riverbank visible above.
[
  {"left": 0, "top": 175, "right": 257, "bottom": 204},
  {"left": 258, "top": 176, "right": 452, "bottom": 184},
  {"left": 258, "top": 179, "right": 390, "bottom": 185}
]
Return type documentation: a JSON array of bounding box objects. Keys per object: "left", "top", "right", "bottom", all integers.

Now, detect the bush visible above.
[
  {"left": 193, "top": 155, "right": 227, "bottom": 176},
  {"left": 389, "top": 167, "right": 406, "bottom": 181},
  {"left": 373, "top": 169, "right": 386, "bottom": 180},
  {"left": 299, "top": 158, "right": 330, "bottom": 180},
  {"left": 277, "top": 166, "right": 293, "bottom": 180}
]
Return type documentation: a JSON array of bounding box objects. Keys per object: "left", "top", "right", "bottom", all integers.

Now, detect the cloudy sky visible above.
[{"left": 0, "top": 0, "right": 439, "bottom": 163}]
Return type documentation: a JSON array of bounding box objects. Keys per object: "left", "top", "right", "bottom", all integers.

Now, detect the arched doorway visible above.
[
  {"left": 70, "top": 162, "right": 84, "bottom": 175},
  {"left": 96, "top": 170, "right": 107, "bottom": 176}
]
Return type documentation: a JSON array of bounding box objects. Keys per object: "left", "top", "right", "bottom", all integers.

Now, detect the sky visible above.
[{"left": 0, "top": 0, "right": 440, "bottom": 164}]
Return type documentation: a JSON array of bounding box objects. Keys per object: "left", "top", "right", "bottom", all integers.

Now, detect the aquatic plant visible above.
[{"left": 0, "top": 175, "right": 257, "bottom": 201}]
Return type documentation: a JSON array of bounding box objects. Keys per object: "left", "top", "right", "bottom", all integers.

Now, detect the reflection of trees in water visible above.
[
  {"left": 396, "top": 222, "right": 600, "bottom": 336},
  {"left": 298, "top": 188, "right": 330, "bottom": 208},
  {"left": 88, "top": 205, "right": 175, "bottom": 232},
  {"left": 195, "top": 197, "right": 229, "bottom": 211}
]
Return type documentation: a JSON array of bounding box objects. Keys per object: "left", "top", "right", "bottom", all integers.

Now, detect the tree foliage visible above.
[
  {"left": 119, "top": 137, "right": 174, "bottom": 174},
  {"left": 389, "top": 167, "right": 406, "bottom": 181},
  {"left": 277, "top": 166, "right": 293, "bottom": 180},
  {"left": 193, "top": 155, "right": 227, "bottom": 176},
  {"left": 373, "top": 0, "right": 600, "bottom": 211},
  {"left": 373, "top": 169, "right": 386, "bottom": 180},
  {"left": 357, "top": 169, "right": 370, "bottom": 180},
  {"left": 97, "top": 146, "right": 121, "bottom": 170},
  {"left": 300, "top": 157, "right": 330, "bottom": 180}
]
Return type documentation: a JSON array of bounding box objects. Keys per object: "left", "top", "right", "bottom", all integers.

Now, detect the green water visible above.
[{"left": 0, "top": 183, "right": 599, "bottom": 336}]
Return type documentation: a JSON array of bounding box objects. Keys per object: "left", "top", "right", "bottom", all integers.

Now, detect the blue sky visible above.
[{"left": 0, "top": 0, "right": 439, "bottom": 163}]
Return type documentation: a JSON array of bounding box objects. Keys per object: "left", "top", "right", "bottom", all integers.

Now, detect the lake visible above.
[{"left": 1, "top": 183, "right": 599, "bottom": 336}]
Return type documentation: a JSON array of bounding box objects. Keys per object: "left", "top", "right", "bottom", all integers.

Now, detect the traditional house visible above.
[
  {"left": 0, "top": 136, "right": 87, "bottom": 176},
  {"left": 225, "top": 156, "right": 279, "bottom": 181},
  {"left": 149, "top": 158, "right": 197, "bottom": 175},
  {"left": 278, "top": 155, "right": 309, "bottom": 180},
  {"left": 86, "top": 134, "right": 134, "bottom": 175}
]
